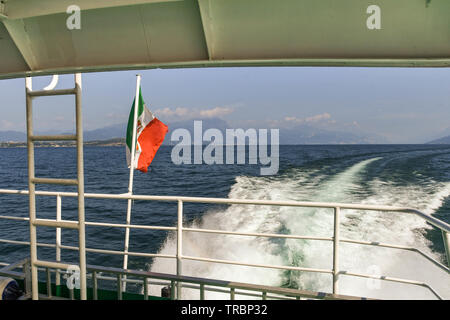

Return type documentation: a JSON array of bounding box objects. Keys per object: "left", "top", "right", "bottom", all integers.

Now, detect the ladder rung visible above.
[
  {"left": 30, "top": 135, "right": 77, "bottom": 142},
  {"left": 27, "top": 88, "right": 77, "bottom": 97},
  {"left": 32, "top": 218, "right": 79, "bottom": 229},
  {"left": 31, "top": 178, "right": 78, "bottom": 185},
  {"left": 34, "top": 260, "right": 72, "bottom": 270}
]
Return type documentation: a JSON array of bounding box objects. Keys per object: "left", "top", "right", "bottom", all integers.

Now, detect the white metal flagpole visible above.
[{"left": 123, "top": 74, "right": 141, "bottom": 291}]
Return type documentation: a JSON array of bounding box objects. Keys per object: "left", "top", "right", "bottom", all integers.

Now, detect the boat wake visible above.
[{"left": 149, "top": 156, "right": 450, "bottom": 299}]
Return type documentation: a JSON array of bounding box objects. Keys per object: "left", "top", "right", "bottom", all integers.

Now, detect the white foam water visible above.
[{"left": 149, "top": 157, "right": 450, "bottom": 299}]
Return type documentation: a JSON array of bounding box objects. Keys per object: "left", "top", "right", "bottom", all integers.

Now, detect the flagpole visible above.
[{"left": 123, "top": 74, "right": 141, "bottom": 291}]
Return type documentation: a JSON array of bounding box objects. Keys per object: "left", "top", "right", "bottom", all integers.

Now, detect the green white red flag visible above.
[{"left": 126, "top": 88, "right": 168, "bottom": 173}]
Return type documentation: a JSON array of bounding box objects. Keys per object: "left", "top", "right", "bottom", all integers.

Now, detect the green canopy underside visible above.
[{"left": 0, "top": 0, "right": 449, "bottom": 80}]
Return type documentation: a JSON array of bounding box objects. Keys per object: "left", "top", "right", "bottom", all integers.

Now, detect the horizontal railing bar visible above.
[
  {"left": 1, "top": 262, "right": 166, "bottom": 286},
  {"left": 0, "top": 189, "right": 422, "bottom": 210},
  {"left": 32, "top": 218, "right": 79, "bottom": 229},
  {"left": 0, "top": 258, "right": 29, "bottom": 279},
  {"left": 340, "top": 238, "right": 449, "bottom": 273},
  {"left": 34, "top": 260, "right": 71, "bottom": 270},
  {"left": 0, "top": 234, "right": 447, "bottom": 297},
  {"left": 176, "top": 282, "right": 301, "bottom": 300},
  {"left": 0, "top": 188, "right": 448, "bottom": 233},
  {"left": 192, "top": 285, "right": 298, "bottom": 300},
  {"left": 183, "top": 227, "right": 333, "bottom": 242},
  {"left": 0, "top": 262, "right": 356, "bottom": 300},
  {"left": 339, "top": 271, "right": 443, "bottom": 300},
  {"left": 95, "top": 276, "right": 281, "bottom": 301},
  {"left": 182, "top": 255, "right": 333, "bottom": 274},
  {"left": 0, "top": 187, "right": 448, "bottom": 299},
  {"left": 30, "top": 178, "right": 78, "bottom": 186},
  {"left": 85, "top": 221, "right": 176, "bottom": 231},
  {"left": 0, "top": 215, "right": 29, "bottom": 221},
  {"left": 30, "top": 135, "right": 77, "bottom": 141},
  {"left": 0, "top": 239, "right": 55, "bottom": 248},
  {"left": 0, "top": 216, "right": 176, "bottom": 232},
  {"left": 7, "top": 220, "right": 445, "bottom": 273},
  {"left": 407, "top": 209, "right": 450, "bottom": 234},
  {"left": 60, "top": 244, "right": 175, "bottom": 259},
  {"left": 40, "top": 269, "right": 285, "bottom": 301},
  {"left": 27, "top": 88, "right": 77, "bottom": 97},
  {"left": 83, "top": 263, "right": 362, "bottom": 300},
  {"left": 2, "top": 218, "right": 446, "bottom": 274},
  {"left": 0, "top": 269, "right": 24, "bottom": 279},
  {"left": 0, "top": 264, "right": 295, "bottom": 300},
  {"left": 0, "top": 239, "right": 174, "bottom": 259},
  {"left": 0, "top": 258, "right": 29, "bottom": 272}
]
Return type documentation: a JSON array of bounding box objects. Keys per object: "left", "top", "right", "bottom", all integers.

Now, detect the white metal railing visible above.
[
  {"left": 0, "top": 188, "right": 449, "bottom": 300},
  {"left": 0, "top": 258, "right": 369, "bottom": 301},
  {"left": 24, "top": 74, "right": 87, "bottom": 300}
]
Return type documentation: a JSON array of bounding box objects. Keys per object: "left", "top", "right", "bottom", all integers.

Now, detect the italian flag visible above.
[{"left": 126, "top": 88, "right": 168, "bottom": 173}]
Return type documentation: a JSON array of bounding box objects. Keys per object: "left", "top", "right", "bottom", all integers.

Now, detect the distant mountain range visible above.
[
  {"left": 0, "top": 118, "right": 411, "bottom": 145},
  {"left": 427, "top": 135, "right": 450, "bottom": 144},
  {"left": 0, "top": 125, "right": 128, "bottom": 143},
  {"left": 0, "top": 130, "right": 27, "bottom": 142}
]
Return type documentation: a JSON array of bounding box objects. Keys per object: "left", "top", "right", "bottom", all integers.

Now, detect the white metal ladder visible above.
[{"left": 25, "top": 74, "right": 87, "bottom": 300}]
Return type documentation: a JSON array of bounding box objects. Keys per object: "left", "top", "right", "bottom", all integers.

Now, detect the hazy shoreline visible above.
[{"left": 0, "top": 138, "right": 126, "bottom": 148}]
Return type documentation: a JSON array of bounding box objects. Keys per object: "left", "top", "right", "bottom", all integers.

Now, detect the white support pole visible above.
[
  {"left": 122, "top": 74, "right": 141, "bottom": 291},
  {"left": 25, "top": 76, "right": 39, "bottom": 300},
  {"left": 55, "top": 195, "right": 62, "bottom": 288},
  {"left": 75, "top": 73, "right": 87, "bottom": 300},
  {"left": 442, "top": 231, "right": 450, "bottom": 268},
  {"left": 333, "top": 207, "right": 340, "bottom": 294},
  {"left": 177, "top": 199, "right": 183, "bottom": 300}
]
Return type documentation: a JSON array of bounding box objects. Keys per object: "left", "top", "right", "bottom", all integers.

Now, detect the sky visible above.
[{"left": 0, "top": 67, "right": 449, "bottom": 143}]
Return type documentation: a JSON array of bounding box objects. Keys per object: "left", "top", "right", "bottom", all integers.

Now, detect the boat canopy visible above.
[{"left": 0, "top": 0, "right": 449, "bottom": 80}]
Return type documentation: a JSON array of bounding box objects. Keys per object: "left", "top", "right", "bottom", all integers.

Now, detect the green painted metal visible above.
[
  {"left": 0, "top": 0, "right": 449, "bottom": 80},
  {"left": 15, "top": 279, "right": 169, "bottom": 300}
]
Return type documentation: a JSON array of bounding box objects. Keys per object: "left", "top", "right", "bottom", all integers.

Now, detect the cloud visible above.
[
  {"left": 199, "top": 106, "right": 234, "bottom": 118},
  {"left": 154, "top": 107, "right": 190, "bottom": 118},
  {"left": 0, "top": 120, "right": 15, "bottom": 130},
  {"left": 305, "top": 113, "right": 331, "bottom": 123},
  {"left": 283, "top": 113, "right": 332, "bottom": 124},
  {"left": 154, "top": 106, "right": 235, "bottom": 120}
]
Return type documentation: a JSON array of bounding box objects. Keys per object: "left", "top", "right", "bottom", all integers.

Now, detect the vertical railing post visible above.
[
  {"left": 92, "top": 271, "right": 98, "bottom": 300},
  {"left": 170, "top": 280, "right": 175, "bottom": 300},
  {"left": 442, "top": 231, "right": 450, "bottom": 268},
  {"left": 200, "top": 284, "right": 205, "bottom": 300},
  {"left": 230, "top": 288, "right": 235, "bottom": 300},
  {"left": 144, "top": 278, "right": 148, "bottom": 300},
  {"left": 25, "top": 76, "right": 38, "bottom": 300},
  {"left": 46, "top": 268, "right": 52, "bottom": 298},
  {"left": 333, "top": 207, "right": 340, "bottom": 294},
  {"left": 24, "top": 259, "right": 32, "bottom": 297},
  {"left": 176, "top": 199, "right": 183, "bottom": 300},
  {"left": 117, "top": 274, "right": 123, "bottom": 300},
  {"left": 55, "top": 195, "right": 62, "bottom": 294},
  {"left": 75, "top": 73, "right": 87, "bottom": 300}
]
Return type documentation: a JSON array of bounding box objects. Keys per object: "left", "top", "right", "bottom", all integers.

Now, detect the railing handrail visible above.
[
  {"left": 0, "top": 258, "right": 373, "bottom": 301},
  {"left": 0, "top": 187, "right": 449, "bottom": 300},
  {"left": 0, "top": 188, "right": 448, "bottom": 232}
]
